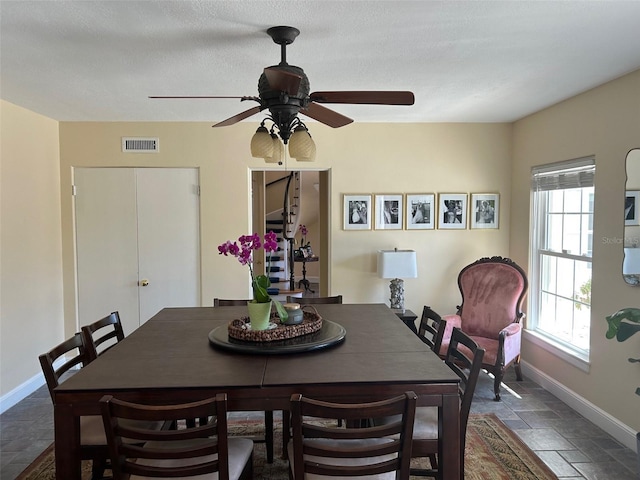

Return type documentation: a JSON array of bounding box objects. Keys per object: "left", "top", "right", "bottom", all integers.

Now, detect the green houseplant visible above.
[
  {"left": 604, "top": 307, "right": 640, "bottom": 471},
  {"left": 605, "top": 307, "right": 640, "bottom": 396}
]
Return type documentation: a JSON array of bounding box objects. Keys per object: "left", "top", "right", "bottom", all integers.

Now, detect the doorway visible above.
[
  {"left": 74, "top": 168, "right": 201, "bottom": 335},
  {"left": 253, "top": 169, "right": 330, "bottom": 296}
]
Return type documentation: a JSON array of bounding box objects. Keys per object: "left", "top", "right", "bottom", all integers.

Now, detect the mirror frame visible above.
[{"left": 623, "top": 148, "right": 640, "bottom": 286}]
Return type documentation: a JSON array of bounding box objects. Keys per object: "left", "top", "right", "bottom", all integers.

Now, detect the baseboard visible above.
[
  {"left": 0, "top": 372, "right": 45, "bottom": 414},
  {"left": 521, "top": 360, "right": 638, "bottom": 452}
]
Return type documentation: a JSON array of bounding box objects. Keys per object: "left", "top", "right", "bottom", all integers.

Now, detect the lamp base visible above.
[{"left": 389, "top": 278, "right": 405, "bottom": 311}]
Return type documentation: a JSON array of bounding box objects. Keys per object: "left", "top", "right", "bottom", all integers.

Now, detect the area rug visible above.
[{"left": 16, "top": 413, "right": 557, "bottom": 479}]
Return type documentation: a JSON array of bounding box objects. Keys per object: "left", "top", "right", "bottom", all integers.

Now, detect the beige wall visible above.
[
  {"left": 1, "top": 100, "right": 62, "bottom": 396},
  {"left": 511, "top": 69, "right": 640, "bottom": 432},
  {"left": 58, "top": 122, "right": 513, "bottom": 336}
]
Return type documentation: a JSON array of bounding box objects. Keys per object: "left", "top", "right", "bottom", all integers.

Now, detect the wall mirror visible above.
[{"left": 623, "top": 148, "right": 640, "bottom": 285}]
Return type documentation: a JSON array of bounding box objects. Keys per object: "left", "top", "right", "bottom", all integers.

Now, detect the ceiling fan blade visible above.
[
  {"left": 309, "top": 91, "right": 415, "bottom": 105},
  {"left": 302, "top": 103, "right": 353, "bottom": 128},
  {"left": 150, "top": 96, "right": 260, "bottom": 101},
  {"left": 264, "top": 67, "right": 302, "bottom": 95},
  {"left": 212, "top": 106, "right": 262, "bottom": 128}
]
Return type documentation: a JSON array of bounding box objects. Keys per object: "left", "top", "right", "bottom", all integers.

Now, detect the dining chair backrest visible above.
[
  {"left": 39, "top": 332, "right": 111, "bottom": 478},
  {"left": 214, "top": 298, "right": 253, "bottom": 307},
  {"left": 100, "top": 393, "right": 254, "bottom": 480},
  {"left": 417, "top": 306, "right": 447, "bottom": 353},
  {"left": 39, "top": 332, "right": 90, "bottom": 402},
  {"left": 286, "top": 295, "right": 343, "bottom": 305},
  {"left": 445, "top": 327, "right": 485, "bottom": 463},
  {"left": 81, "top": 311, "right": 125, "bottom": 362},
  {"left": 289, "top": 391, "right": 417, "bottom": 480}
]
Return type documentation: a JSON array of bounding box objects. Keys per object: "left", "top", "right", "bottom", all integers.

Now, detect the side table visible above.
[
  {"left": 392, "top": 309, "right": 418, "bottom": 334},
  {"left": 294, "top": 255, "right": 318, "bottom": 293}
]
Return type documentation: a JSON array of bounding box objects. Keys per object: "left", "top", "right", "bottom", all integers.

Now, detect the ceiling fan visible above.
[{"left": 150, "top": 26, "right": 414, "bottom": 144}]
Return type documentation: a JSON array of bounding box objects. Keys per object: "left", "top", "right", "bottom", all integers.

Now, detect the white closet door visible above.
[
  {"left": 74, "top": 168, "right": 200, "bottom": 336},
  {"left": 136, "top": 168, "right": 200, "bottom": 324},
  {"left": 75, "top": 168, "right": 140, "bottom": 334}
]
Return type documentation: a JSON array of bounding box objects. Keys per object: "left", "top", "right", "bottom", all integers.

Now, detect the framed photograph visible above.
[
  {"left": 343, "top": 194, "right": 372, "bottom": 230},
  {"left": 625, "top": 191, "right": 640, "bottom": 226},
  {"left": 405, "top": 193, "right": 435, "bottom": 230},
  {"left": 374, "top": 194, "right": 403, "bottom": 230},
  {"left": 470, "top": 193, "right": 500, "bottom": 229},
  {"left": 438, "top": 193, "right": 468, "bottom": 229}
]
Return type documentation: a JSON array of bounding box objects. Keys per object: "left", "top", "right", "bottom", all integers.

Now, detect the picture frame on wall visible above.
[
  {"left": 343, "top": 194, "right": 372, "bottom": 230},
  {"left": 470, "top": 193, "right": 500, "bottom": 229},
  {"left": 625, "top": 191, "right": 640, "bottom": 226},
  {"left": 405, "top": 193, "right": 435, "bottom": 230},
  {"left": 374, "top": 194, "right": 403, "bottom": 230},
  {"left": 438, "top": 193, "right": 468, "bottom": 229}
]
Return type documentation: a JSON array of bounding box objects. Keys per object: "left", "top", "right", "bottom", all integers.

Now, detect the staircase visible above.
[{"left": 264, "top": 172, "right": 303, "bottom": 300}]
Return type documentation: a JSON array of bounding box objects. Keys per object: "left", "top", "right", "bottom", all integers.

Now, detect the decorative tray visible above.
[
  {"left": 228, "top": 308, "right": 322, "bottom": 342},
  {"left": 209, "top": 317, "right": 346, "bottom": 355}
]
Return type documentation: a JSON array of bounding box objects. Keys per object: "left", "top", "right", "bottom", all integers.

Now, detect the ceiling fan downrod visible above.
[{"left": 267, "top": 26, "right": 300, "bottom": 66}]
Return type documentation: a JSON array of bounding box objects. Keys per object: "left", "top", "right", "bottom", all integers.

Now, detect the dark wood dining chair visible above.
[
  {"left": 213, "top": 298, "right": 252, "bottom": 307},
  {"left": 100, "top": 393, "right": 254, "bottom": 480},
  {"left": 286, "top": 294, "right": 343, "bottom": 304},
  {"left": 38, "top": 333, "right": 111, "bottom": 480},
  {"left": 213, "top": 297, "right": 275, "bottom": 463},
  {"left": 417, "top": 306, "right": 447, "bottom": 354},
  {"left": 408, "top": 327, "right": 485, "bottom": 478},
  {"left": 40, "top": 332, "right": 170, "bottom": 480},
  {"left": 288, "top": 391, "right": 417, "bottom": 479},
  {"left": 81, "top": 311, "right": 125, "bottom": 361}
]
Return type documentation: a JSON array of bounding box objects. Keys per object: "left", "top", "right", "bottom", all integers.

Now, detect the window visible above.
[{"left": 529, "top": 157, "right": 595, "bottom": 357}]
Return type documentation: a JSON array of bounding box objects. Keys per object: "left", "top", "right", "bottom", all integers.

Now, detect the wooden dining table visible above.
[{"left": 53, "top": 303, "right": 461, "bottom": 479}]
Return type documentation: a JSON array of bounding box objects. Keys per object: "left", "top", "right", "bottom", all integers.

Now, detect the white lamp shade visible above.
[
  {"left": 250, "top": 126, "right": 273, "bottom": 158},
  {"left": 623, "top": 248, "right": 640, "bottom": 274},
  {"left": 377, "top": 250, "right": 418, "bottom": 279}
]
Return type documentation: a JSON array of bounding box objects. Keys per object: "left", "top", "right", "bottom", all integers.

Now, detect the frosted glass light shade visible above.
[
  {"left": 289, "top": 126, "right": 316, "bottom": 161},
  {"left": 377, "top": 250, "right": 418, "bottom": 279},
  {"left": 264, "top": 135, "right": 284, "bottom": 164},
  {"left": 250, "top": 126, "right": 273, "bottom": 158}
]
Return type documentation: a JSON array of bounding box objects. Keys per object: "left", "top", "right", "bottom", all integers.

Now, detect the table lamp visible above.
[{"left": 377, "top": 249, "right": 418, "bottom": 312}]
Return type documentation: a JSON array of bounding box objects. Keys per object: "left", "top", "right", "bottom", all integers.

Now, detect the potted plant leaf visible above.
[{"left": 604, "top": 307, "right": 640, "bottom": 471}]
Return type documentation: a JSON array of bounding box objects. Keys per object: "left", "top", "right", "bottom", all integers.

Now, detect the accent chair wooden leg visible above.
[{"left": 514, "top": 357, "right": 523, "bottom": 381}]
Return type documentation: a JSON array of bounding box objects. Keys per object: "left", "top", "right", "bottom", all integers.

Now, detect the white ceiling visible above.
[{"left": 2, "top": 1, "right": 640, "bottom": 125}]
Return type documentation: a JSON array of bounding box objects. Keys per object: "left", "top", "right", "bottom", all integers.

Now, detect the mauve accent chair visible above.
[{"left": 433, "top": 256, "right": 528, "bottom": 401}]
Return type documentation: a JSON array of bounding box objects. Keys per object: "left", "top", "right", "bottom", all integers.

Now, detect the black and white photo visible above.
[
  {"left": 438, "top": 193, "right": 467, "bottom": 229},
  {"left": 406, "top": 194, "right": 435, "bottom": 230},
  {"left": 625, "top": 191, "right": 639, "bottom": 226},
  {"left": 343, "top": 194, "right": 371, "bottom": 230},
  {"left": 471, "top": 193, "right": 500, "bottom": 229},
  {"left": 375, "top": 194, "right": 403, "bottom": 230}
]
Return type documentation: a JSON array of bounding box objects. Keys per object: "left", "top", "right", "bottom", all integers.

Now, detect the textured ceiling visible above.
[{"left": 2, "top": 1, "right": 640, "bottom": 124}]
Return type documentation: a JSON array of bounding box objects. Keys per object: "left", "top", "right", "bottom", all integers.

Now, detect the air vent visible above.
[{"left": 122, "top": 137, "right": 159, "bottom": 153}]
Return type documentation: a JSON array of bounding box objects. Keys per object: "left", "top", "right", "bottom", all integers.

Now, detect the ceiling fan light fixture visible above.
[
  {"left": 250, "top": 124, "right": 273, "bottom": 158},
  {"left": 289, "top": 124, "right": 316, "bottom": 162},
  {"left": 264, "top": 133, "right": 284, "bottom": 164}
]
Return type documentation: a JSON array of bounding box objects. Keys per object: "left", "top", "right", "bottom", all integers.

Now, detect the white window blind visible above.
[{"left": 532, "top": 157, "right": 595, "bottom": 191}]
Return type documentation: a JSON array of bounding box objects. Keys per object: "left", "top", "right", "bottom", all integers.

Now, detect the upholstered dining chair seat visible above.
[{"left": 128, "top": 437, "right": 254, "bottom": 480}]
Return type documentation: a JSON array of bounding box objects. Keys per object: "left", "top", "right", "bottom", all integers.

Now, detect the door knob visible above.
[{"left": 140, "top": 279, "right": 149, "bottom": 287}]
